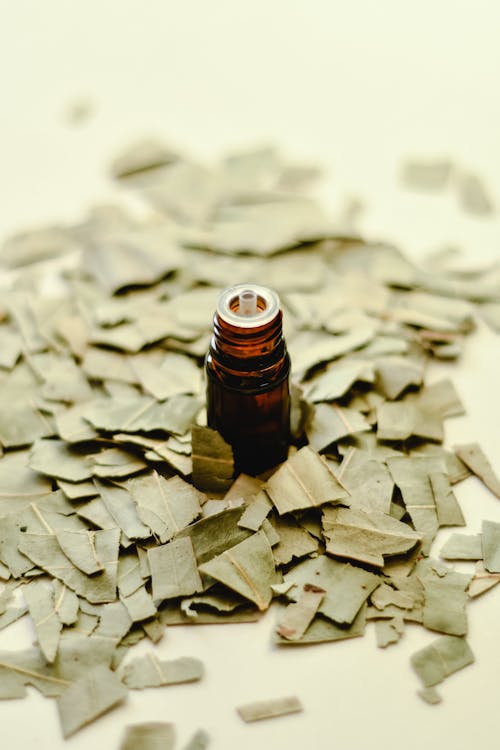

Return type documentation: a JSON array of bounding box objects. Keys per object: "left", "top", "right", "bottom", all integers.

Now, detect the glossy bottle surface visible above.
[{"left": 206, "top": 284, "right": 290, "bottom": 476}]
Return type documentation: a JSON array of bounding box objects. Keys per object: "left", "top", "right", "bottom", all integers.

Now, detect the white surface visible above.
[{"left": 1, "top": 2, "right": 500, "bottom": 749}]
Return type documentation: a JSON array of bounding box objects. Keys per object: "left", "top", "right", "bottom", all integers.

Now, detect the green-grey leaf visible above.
[
  {"left": 119, "top": 722, "right": 176, "bottom": 750},
  {"left": 236, "top": 695, "right": 303, "bottom": 722},
  {"left": 266, "top": 446, "right": 349, "bottom": 515},
  {"left": 191, "top": 426, "right": 234, "bottom": 493},
  {"left": 454, "top": 443, "right": 500, "bottom": 499},
  {"left": 440, "top": 534, "right": 482, "bottom": 561},
  {"left": 122, "top": 654, "right": 203, "bottom": 689},
  {"left": 411, "top": 635, "right": 474, "bottom": 688},
  {"left": 148, "top": 537, "right": 202, "bottom": 600},
  {"left": 29, "top": 439, "right": 94, "bottom": 482},
  {"left": 199, "top": 531, "right": 279, "bottom": 611},
  {"left": 482, "top": 520, "right": 500, "bottom": 572},
  {"left": 306, "top": 403, "right": 370, "bottom": 451},
  {"left": 23, "top": 580, "right": 61, "bottom": 662},
  {"left": 57, "top": 664, "right": 127, "bottom": 738}
]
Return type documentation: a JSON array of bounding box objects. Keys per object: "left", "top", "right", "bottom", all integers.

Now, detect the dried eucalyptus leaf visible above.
[
  {"left": 236, "top": 695, "right": 303, "bottom": 722},
  {"left": 418, "top": 564, "right": 472, "bottom": 636},
  {"left": 29, "top": 439, "right": 93, "bottom": 482},
  {"left": 274, "top": 607, "right": 366, "bottom": 644},
  {"left": 111, "top": 138, "right": 178, "bottom": 178},
  {"left": 482, "top": 520, "right": 500, "bottom": 573},
  {"left": 76, "top": 497, "right": 116, "bottom": 530},
  {"left": 0, "top": 450, "right": 52, "bottom": 508},
  {"left": 122, "top": 653, "right": 203, "bottom": 689},
  {"left": 416, "top": 378, "right": 465, "bottom": 418},
  {"left": 128, "top": 472, "right": 203, "bottom": 543},
  {"left": 468, "top": 561, "right": 500, "bottom": 598},
  {"left": 0, "top": 647, "right": 69, "bottom": 697},
  {"left": 284, "top": 555, "right": 379, "bottom": 625},
  {"left": 95, "top": 480, "right": 151, "bottom": 540},
  {"left": 266, "top": 446, "right": 349, "bottom": 515},
  {"left": 417, "top": 687, "right": 442, "bottom": 705},
  {"left": 303, "top": 359, "right": 374, "bottom": 403},
  {"left": 83, "top": 394, "right": 201, "bottom": 436},
  {"left": 191, "top": 426, "right": 234, "bottom": 493},
  {"left": 323, "top": 507, "right": 421, "bottom": 568},
  {"left": 374, "top": 616, "right": 405, "bottom": 648},
  {"left": 377, "top": 402, "right": 416, "bottom": 441},
  {"left": 199, "top": 531, "right": 279, "bottom": 611},
  {"left": 0, "top": 605, "right": 28, "bottom": 631},
  {"left": 401, "top": 159, "right": 453, "bottom": 191},
  {"left": 52, "top": 580, "right": 79, "bottom": 626},
  {"left": 336, "top": 448, "right": 393, "bottom": 514},
  {"left": 454, "top": 443, "right": 500, "bottom": 499},
  {"left": 375, "top": 357, "right": 424, "bottom": 399},
  {"left": 457, "top": 172, "right": 494, "bottom": 215},
  {"left": 411, "top": 635, "right": 474, "bottom": 688},
  {"left": 440, "top": 534, "right": 482, "bottom": 561},
  {"left": 175, "top": 506, "right": 249, "bottom": 565},
  {"left": 57, "top": 664, "right": 127, "bottom": 738},
  {"left": 0, "top": 402, "right": 53, "bottom": 448},
  {"left": 119, "top": 722, "right": 176, "bottom": 750},
  {"left": 270, "top": 516, "right": 319, "bottom": 567},
  {"left": 118, "top": 553, "right": 146, "bottom": 598},
  {"left": 237, "top": 490, "right": 272, "bottom": 532},
  {"left": 430, "top": 472, "right": 465, "bottom": 527},
  {"left": 148, "top": 537, "right": 203, "bottom": 600},
  {"left": 23, "top": 580, "right": 61, "bottom": 662},
  {"left": 55, "top": 529, "right": 104, "bottom": 575},
  {"left": 131, "top": 351, "right": 202, "bottom": 400},
  {"left": 306, "top": 404, "right": 370, "bottom": 451},
  {"left": 387, "top": 456, "right": 442, "bottom": 554},
  {"left": 18, "top": 529, "right": 120, "bottom": 603},
  {"left": 276, "top": 584, "right": 324, "bottom": 640},
  {"left": 121, "top": 585, "right": 157, "bottom": 623},
  {"left": 183, "top": 729, "right": 210, "bottom": 750}
]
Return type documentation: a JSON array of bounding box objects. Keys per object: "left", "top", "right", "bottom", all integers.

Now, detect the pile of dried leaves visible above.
[{"left": 1, "top": 140, "right": 500, "bottom": 741}]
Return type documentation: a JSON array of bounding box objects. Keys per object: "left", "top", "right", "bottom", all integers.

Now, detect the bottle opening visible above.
[
  {"left": 217, "top": 283, "right": 280, "bottom": 329},
  {"left": 237, "top": 289, "right": 259, "bottom": 317}
]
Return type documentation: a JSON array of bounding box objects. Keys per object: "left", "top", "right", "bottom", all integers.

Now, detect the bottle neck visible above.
[{"left": 207, "top": 310, "right": 289, "bottom": 384}]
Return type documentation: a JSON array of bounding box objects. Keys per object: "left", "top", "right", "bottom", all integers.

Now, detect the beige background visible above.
[{"left": 0, "top": 2, "right": 499, "bottom": 749}]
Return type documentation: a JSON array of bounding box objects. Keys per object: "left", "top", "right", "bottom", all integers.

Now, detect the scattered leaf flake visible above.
[
  {"left": 306, "top": 403, "right": 370, "bottom": 451},
  {"left": 418, "top": 564, "right": 472, "bottom": 636},
  {"left": 454, "top": 443, "right": 500, "bottom": 499},
  {"left": 95, "top": 480, "right": 151, "bottom": 540},
  {"left": 237, "top": 490, "right": 272, "bottom": 532},
  {"left": 111, "top": 138, "right": 178, "bottom": 178},
  {"left": 122, "top": 653, "right": 203, "bottom": 689},
  {"left": 375, "top": 356, "right": 424, "bottom": 400},
  {"left": 128, "top": 472, "right": 203, "bottom": 543},
  {"left": 482, "top": 520, "right": 500, "bottom": 573},
  {"left": 430, "top": 472, "right": 465, "bottom": 527},
  {"left": 52, "top": 581, "right": 79, "bottom": 626},
  {"left": 183, "top": 728, "right": 210, "bottom": 750},
  {"left": 274, "top": 607, "right": 366, "bottom": 644},
  {"left": 440, "top": 534, "right": 483, "bottom": 561},
  {"left": 303, "top": 359, "right": 374, "bottom": 403},
  {"left": 276, "top": 584, "right": 325, "bottom": 640},
  {"left": 121, "top": 585, "right": 157, "bottom": 623},
  {"left": 119, "top": 722, "right": 176, "bottom": 750},
  {"left": 55, "top": 529, "right": 104, "bottom": 575},
  {"left": 457, "top": 172, "right": 494, "bottom": 216},
  {"left": 411, "top": 635, "right": 474, "bottom": 688},
  {"left": 401, "top": 159, "right": 453, "bottom": 191},
  {"left": 323, "top": 507, "right": 421, "bottom": 568},
  {"left": 56, "top": 664, "right": 127, "bottom": 739},
  {"left": 336, "top": 449, "right": 393, "bottom": 514},
  {"left": 270, "top": 516, "right": 319, "bottom": 567},
  {"left": 266, "top": 446, "right": 349, "bottom": 515},
  {"left": 199, "top": 531, "right": 279, "bottom": 611},
  {"left": 23, "top": 580, "right": 61, "bottom": 662},
  {"left": 468, "top": 561, "right": 500, "bottom": 598},
  {"left": 148, "top": 537, "right": 203, "bottom": 600},
  {"left": 236, "top": 695, "right": 303, "bottom": 722},
  {"left": 374, "top": 616, "right": 405, "bottom": 648},
  {"left": 28, "top": 439, "right": 93, "bottom": 482},
  {"left": 191, "top": 426, "right": 234, "bottom": 493},
  {"left": 417, "top": 686, "right": 442, "bottom": 705}
]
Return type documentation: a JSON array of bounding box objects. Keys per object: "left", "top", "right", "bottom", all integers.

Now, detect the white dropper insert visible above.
[
  {"left": 217, "top": 283, "right": 280, "bottom": 329},
  {"left": 238, "top": 289, "right": 258, "bottom": 317}
]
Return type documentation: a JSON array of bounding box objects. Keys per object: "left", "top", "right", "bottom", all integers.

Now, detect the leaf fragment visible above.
[
  {"left": 121, "top": 653, "right": 203, "bottom": 689},
  {"left": 411, "top": 635, "right": 474, "bottom": 688},
  {"left": 266, "top": 446, "right": 349, "bottom": 515},
  {"left": 23, "top": 580, "right": 62, "bottom": 662},
  {"left": 454, "top": 443, "right": 500, "bottom": 499},
  {"left": 236, "top": 695, "right": 303, "bottom": 722},
  {"left": 119, "top": 722, "right": 176, "bottom": 750},
  {"left": 57, "top": 664, "right": 127, "bottom": 738},
  {"left": 276, "top": 584, "right": 325, "bottom": 640},
  {"left": 191, "top": 426, "right": 234, "bottom": 493},
  {"left": 482, "top": 520, "right": 500, "bottom": 572},
  {"left": 148, "top": 537, "right": 203, "bottom": 600}
]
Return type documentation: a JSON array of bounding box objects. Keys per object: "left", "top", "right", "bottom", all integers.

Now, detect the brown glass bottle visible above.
[{"left": 206, "top": 283, "right": 290, "bottom": 476}]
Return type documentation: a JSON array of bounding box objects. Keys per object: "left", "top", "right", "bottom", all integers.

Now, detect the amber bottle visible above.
[{"left": 206, "top": 283, "right": 290, "bottom": 476}]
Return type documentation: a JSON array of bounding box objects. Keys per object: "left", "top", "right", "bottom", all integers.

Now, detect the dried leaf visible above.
[
  {"left": 191, "top": 426, "right": 234, "bottom": 493},
  {"left": 336, "top": 449, "right": 393, "bottom": 514},
  {"left": 128, "top": 472, "right": 203, "bottom": 543},
  {"left": 29, "top": 439, "right": 93, "bottom": 482},
  {"left": 52, "top": 581, "right": 79, "bottom": 626},
  {"left": 401, "top": 159, "right": 453, "bottom": 191},
  {"left": 237, "top": 490, "right": 272, "bottom": 532},
  {"left": 121, "top": 585, "right": 157, "bottom": 623},
  {"left": 270, "top": 516, "right": 319, "bottom": 566},
  {"left": 454, "top": 443, "right": 500, "bottom": 499},
  {"left": 323, "top": 507, "right": 421, "bottom": 568},
  {"left": 199, "top": 531, "right": 279, "bottom": 611},
  {"left": 276, "top": 584, "right": 325, "bottom": 640},
  {"left": 375, "top": 356, "right": 424, "bottom": 400},
  {"left": 374, "top": 616, "right": 405, "bottom": 648},
  {"left": 457, "top": 172, "right": 494, "bottom": 215},
  {"left": 122, "top": 653, "right": 203, "bottom": 688},
  {"left": 303, "top": 359, "right": 374, "bottom": 403},
  {"left": 148, "top": 537, "right": 203, "bottom": 600},
  {"left": 418, "top": 563, "right": 472, "bottom": 636},
  {"left": 482, "top": 520, "right": 500, "bottom": 573},
  {"left": 430, "top": 472, "right": 465, "bottom": 527},
  {"left": 183, "top": 729, "right": 210, "bottom": 750},
  {"left": 55, "top": 529, "right": 104, "bottom": 575},
  {"left": 440, "top": 534, "right": 482, "bottom": 561},
  {"left": 119, "top": 722, "right": 176, "bottom": 750},
  {"left": 468, "top": 561, "right": 500, "bottom": 598},
  {"left": 274, "top": 607, "right": 366, "bottom": 644},
  {"left": 411, "top": 635, "right": 474, "bottom": 688},
  {"left": 306, "top": 403, "right": 370, "bottom": 451},
  {"left": 95, "top": 480, "right": 151, "bottom": 540},
  {"left": 23, "top": 580, "right": 62, "bottom": 662},
  {"left": 266, "top": 446, "right": 349, "bottom": 515},
  {"left": 236, "top": 695, "right": 303, "bottom": 722},
  {"left": 57, "top": 664, "right": 127, "bottom": 738}
]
